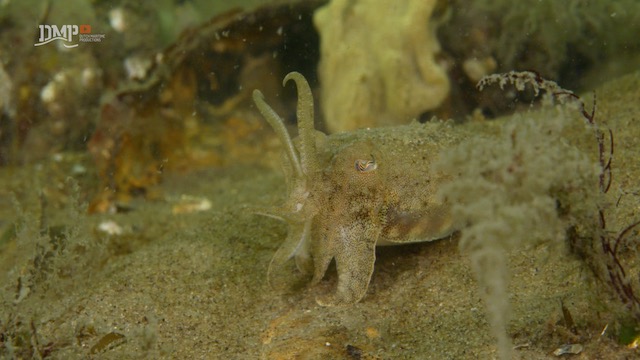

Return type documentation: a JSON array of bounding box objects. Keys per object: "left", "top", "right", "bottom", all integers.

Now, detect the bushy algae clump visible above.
[
  {"left": 0, "top": 179, "right": 104, "bottom": 358},
  {"left": 435, "top": 71, "right": 640, "bottom": 358},
  {"left": 436, "top": 108, "right": 597, "bottom": 358}
]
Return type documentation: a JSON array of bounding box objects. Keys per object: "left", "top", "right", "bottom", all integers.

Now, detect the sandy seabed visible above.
[{"left": 1, "top": 72, "right": 640, "bottom": 359}]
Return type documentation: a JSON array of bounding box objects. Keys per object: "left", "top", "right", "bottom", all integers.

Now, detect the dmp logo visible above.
[{"left": 34, "top": 24, "right": 92, "bottom": 48}]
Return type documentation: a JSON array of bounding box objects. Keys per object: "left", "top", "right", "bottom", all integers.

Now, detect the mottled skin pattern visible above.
[{"left": 253, "top": 72, "right": 462, "bottom": 306}]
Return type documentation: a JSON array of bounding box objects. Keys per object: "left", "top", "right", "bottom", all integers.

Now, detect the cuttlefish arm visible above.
[
  {"left": 283, "top": 72, "right": 319, "bottom": 176},
  {"left": 252, "top": 89, "right": 303, "bottom": 178},
  {"left": 252, "top": 72, "right": 321, "bottom": 288},
  {"left": 312, "top": 219, "right": 379, "bottom": 306},
  {"left": 266, "top": 218, "right": 313, "bottom": 289}
]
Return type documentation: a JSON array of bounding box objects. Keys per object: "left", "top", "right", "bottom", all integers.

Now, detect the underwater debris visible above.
[
  {"left": 0, "top": 62, "right": 12, "bottom": 117},
  {"left": 171, "top": 195, "right": 212, "bottom": 214},
  {"left": 345, "top": 344, "right": 381, "bottom": 360},
  {"left": 560, "top": 299, "right": 578, "bottom": 335},
  {"left": 90, "top": 331, "right": 126, "bottom": 355},
  {"left": 552, "top": 343, "right": 583, "bottom": 356},
  {"left": 345, "top": 344, "right": 363, "bottom": 359},
  {"left": 0, "top": 62, "right": 13, "bottom": 165},
  {"left": 97, "top": 220, "right": 124, "bottom": 236},
  {"left": 108, "top": 7, "right": 128, "bottom": 33}
]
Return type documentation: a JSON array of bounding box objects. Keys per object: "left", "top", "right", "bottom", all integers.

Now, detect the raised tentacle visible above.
[
  {"left": 252, "top": 89, "right": 303, "bottom": 178},
  {"left": 283, "top": 72, "right": 318, "bottom": 175}
]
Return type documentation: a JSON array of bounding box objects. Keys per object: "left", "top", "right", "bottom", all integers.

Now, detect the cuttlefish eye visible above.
[{"left": 355, "top": 155, "right": 377, "bottom": 172}]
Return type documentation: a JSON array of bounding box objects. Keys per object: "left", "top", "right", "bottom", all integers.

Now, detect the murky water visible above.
[{"left": 1, "top": 1, "right": 639, "bottom": 358}]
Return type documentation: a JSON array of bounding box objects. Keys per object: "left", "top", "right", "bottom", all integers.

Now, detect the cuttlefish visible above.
[{"left": 252, "top": 72, "right": 462, "bottom": 306}]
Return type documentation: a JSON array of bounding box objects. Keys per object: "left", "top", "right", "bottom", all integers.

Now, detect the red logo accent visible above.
[{"left": 80, "top": 24, "right": 91, "bottom": 34}]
